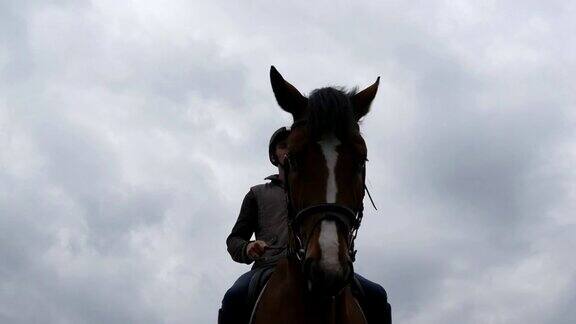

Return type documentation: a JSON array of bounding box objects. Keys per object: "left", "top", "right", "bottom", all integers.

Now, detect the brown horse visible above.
[{"left": 250, "top": 66, "right": 379, "bottom": 324}]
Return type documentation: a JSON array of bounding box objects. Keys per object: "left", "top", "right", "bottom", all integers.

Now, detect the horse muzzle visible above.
[{"left": 303, "top": 258, "right": 354, "bottom": 296}]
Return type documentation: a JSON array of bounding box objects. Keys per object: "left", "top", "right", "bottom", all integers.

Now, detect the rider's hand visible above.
[{"left": 246, "top": 240, "right": 269, "bottom": 260}]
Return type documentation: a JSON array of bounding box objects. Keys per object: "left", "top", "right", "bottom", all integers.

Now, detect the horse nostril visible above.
[
  {"left": 304, "top": 259, "right": 325, "bottom": 284},
  {"left": 344, "top": 261, "right": 355, "bottom": 283},
  {"left": 348, "top": 260, "right": 354, "bottom": 272},
  {"left": 303, "top": 258, "right": 314, "bottom": 277}
]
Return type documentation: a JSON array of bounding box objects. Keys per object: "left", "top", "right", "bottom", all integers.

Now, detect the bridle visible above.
[{"left": 280, "top": 124, "right": 377, "bottom": 268}]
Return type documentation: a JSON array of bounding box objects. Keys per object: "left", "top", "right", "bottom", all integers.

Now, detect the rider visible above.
[{"left": 219, "top": 127, "right": 392, "bottom": 324}]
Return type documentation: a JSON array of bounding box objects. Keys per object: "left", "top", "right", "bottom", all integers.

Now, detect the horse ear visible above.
[
  {"left": 270, "top": 66, "right": 308, "bottom": 121},
  {"left": 351, "top": 77, "right": 380, "bottom": 121}
]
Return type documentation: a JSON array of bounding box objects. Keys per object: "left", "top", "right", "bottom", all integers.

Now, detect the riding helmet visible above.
[{"left": 269, "top": 127, "right": 290, "bottom": 166}]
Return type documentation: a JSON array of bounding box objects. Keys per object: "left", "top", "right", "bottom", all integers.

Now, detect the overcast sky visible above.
[{"left": 1, "top": 1, "right": 575, "bottom": 323}]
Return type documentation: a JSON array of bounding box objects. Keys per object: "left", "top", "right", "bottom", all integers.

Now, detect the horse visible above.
[{"left": 250, "top": 66, "right": 380, "bottom": 324}]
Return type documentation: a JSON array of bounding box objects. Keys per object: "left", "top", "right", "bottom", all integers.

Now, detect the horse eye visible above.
[
  {"left": 287, "top": 154, "right": 299, "bottom": 171},
  {"left": 358, "top": 159, "right": 367, "bottom": 172},
  {"left": 291, "top": 158, "right": 298, "bottom": 170}
]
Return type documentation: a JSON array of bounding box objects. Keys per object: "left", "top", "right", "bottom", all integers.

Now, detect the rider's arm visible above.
[{"left": 226, "top": 189, "right": 258, "bottom": 264}]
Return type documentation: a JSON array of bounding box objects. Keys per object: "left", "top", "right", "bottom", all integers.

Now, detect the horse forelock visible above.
[{"left": 306, "top": 87, "right": 358, "bottom": 141}]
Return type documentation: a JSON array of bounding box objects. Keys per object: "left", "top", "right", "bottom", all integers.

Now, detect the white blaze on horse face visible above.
[
  {"left": 318, "top": 134, "right": 340, "bottom": 203},
  {"left": 318, "top": 134, "right": 341, "bottom": 272},
  {"left": 318, "top": 220, "right": 340, "bottom": 272}
]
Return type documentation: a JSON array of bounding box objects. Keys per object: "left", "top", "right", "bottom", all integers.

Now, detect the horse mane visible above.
[{"left": 306, "top": 87, "right": 359, "bottom": 141}]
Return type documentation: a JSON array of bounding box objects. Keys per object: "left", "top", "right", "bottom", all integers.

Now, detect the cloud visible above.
[{"left": 0, "top": 0, "right": 574, "bottom": 323}]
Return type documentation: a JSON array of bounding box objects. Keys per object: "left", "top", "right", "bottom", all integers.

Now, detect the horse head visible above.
[{"left": 270, "top": 66, "right": 379, "bottom": 296}]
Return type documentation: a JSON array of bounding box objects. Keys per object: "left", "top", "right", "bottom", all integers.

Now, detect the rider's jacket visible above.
[{"left": 226, "top": 175, "right": 288, "bottom": 269}]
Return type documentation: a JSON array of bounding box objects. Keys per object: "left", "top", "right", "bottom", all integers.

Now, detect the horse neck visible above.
[{"left": 258, "top": 258, "right": 365, "bottom": 323}]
